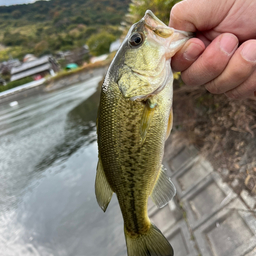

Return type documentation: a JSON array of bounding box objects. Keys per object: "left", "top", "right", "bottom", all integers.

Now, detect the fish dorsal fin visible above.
[
  {"left": 165, "top": 108, "right": 173, "bottom": 141},
  {"left": 140, "top": 100, "right": 156, "bottom": 143},
  {"left": 150, "top": 165, "right": 176, "bottom": 208},
  {"left": 95, "top": 156, "right": 113, "bottom": 212}
]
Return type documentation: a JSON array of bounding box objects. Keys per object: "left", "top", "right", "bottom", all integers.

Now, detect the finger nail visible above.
[
  {"left": 220, "top": 34, "right": 238, "bottom": 55},
  {"left": 183, "top": 43, "right": 204, "bottom": 61},
  {"left": 241, "top": 43, "right": 256, "bottom": 62}
]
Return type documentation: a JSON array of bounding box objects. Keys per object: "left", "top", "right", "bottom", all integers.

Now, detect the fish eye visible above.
[{"left": 129, "top": 33, "right": 144, "bottom": 47}]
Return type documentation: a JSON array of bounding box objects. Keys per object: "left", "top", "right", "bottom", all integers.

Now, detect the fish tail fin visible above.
[{"left": 124, "top": 223, "right": 174, "bottom": 256}]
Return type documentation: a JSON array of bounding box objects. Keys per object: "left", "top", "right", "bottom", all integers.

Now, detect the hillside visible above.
[{"left": 0, "top": 0, "right": 130, "bottom": 61}]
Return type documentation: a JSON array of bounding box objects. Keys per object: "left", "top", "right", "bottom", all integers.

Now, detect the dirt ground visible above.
[{"left": 171, "top": 80, "right": 256, "bottom": 196}]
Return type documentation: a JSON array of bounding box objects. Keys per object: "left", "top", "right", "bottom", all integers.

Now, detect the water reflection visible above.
[
  {"left": 36, "top": 81, "right": 101, "bottom": 171},
  {"left": 0, "top": 76, "right": 125, "bottom": 256}
]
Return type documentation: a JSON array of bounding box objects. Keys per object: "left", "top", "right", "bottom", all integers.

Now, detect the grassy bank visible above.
[
  {"left": 0, "top": 77, "right": 33, "bottom": 92},
  {"left": 46, "top": 51, "right": 116, "bottom": 84}
]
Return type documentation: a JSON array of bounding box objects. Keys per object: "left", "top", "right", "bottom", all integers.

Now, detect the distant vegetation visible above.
[
  {"left": 0, "top": 0, "right": 130, "bottom": 61},
  {"left": 125, "top": 0, "right": 180, "bottom": 28}
]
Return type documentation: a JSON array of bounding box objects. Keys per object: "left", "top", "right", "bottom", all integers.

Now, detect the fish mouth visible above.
[
  {"left": 144, "top": 10, "right": 193, "bottom": 57},
  {"left": 143, "top": 10, "right": 193, "bottom": 38}
]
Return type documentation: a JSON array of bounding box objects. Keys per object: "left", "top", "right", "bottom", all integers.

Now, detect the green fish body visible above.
[{"left": 95, "top": 10, "right": 191, "bottom": 256}]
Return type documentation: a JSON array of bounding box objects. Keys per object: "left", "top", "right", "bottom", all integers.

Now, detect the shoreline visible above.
[
  {"left": 0, "top": 66, "right": 108, "bottom": 106},
  {"left": 0, "top": 78, "right": 46, "bottom": 99}
]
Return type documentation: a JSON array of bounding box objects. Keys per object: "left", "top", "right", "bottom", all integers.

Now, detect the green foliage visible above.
[
  {"left": 87, "top": 32, "right": 116, "bottom": 56},
  {"left": 34, "top": 40, "right": 49, "bottom": 55},
  {"left": 0, "top": 46, "right": 29, "bottom": 62},
  {"left": 0, "top": 0, "right": 129, "bottom": 61},
  {"left": 0, "top": 77, "right": 33, "bottom": 92},
  {"left": 2, "top": 31, "right": 30, "bottom": 47},
  {"left": 126, "top": 0, "right": 181, "bottom": 27},
  {"left": 11, "top": 10, "right": 21, "bottom": 19}
]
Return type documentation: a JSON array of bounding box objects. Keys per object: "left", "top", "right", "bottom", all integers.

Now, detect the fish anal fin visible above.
[
  {"left": 150, "top": 165, "right": 176, "bottom": 208},
  {"left": 165, "top": 108, "right": 173, "bottom": 141},
  {"left": 125, "top": 223, "right": 174, "bottom": 256},
  {"left": 140, "top": 100, "right": 156, "bottom": 143},
  {"left": 95, "top": 157, "right": 113, "bottom": 212}
]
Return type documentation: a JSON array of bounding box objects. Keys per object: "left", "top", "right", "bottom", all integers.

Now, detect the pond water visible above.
[{"left": 0, "top": 76, "right": 126, "bottom": 256}]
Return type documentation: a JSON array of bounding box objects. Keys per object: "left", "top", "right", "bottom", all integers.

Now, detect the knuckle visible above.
[
  {"left": 225, "top": 90, "right": 241, "bottom": 100},
  {"left": 181, "top": 70, "right": 197, "bottom": 86},
  {"left": 203, "top": 55, "right": 223, "bottom": 75},
  {"left": 205, "top": 80, "right": 222, "bottom": 94}
]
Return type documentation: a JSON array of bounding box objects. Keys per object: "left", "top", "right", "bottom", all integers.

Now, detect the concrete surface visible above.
[{"left": 149, "top": 140, "right": 256, "bottom": 256}]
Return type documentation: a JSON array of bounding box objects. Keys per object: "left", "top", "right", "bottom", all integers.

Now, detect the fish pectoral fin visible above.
[
  {"left": 140, "top": 100, "right": 156, "bottom": 143},
  {"left": 150, "top": 165, "right": 176, "bottom": 208},
  {"left": 165, "top": 108, "right": 173, "bottom": 141},
  {"left": 95, "top": 157, "right": 113, "bottom": 212}
]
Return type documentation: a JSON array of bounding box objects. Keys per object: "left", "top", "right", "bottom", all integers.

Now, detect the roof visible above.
[
  {"left": 11, "top": 63, "right": 52, "bottom": 81},
  {"left": 23, "top": 54, "right": 37, "bottom": 63},
  {"left": 11, "top": 55, "right": 51, "bottom": 75}
]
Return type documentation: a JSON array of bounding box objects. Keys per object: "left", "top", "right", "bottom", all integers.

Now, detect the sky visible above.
[{"left": 0, "top": 0, "right": 47, "bottom": 6}]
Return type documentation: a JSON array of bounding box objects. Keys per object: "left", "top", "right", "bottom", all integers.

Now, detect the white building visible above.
[{"left": 10, "top": 55, "right": 59, "bottom": 82}]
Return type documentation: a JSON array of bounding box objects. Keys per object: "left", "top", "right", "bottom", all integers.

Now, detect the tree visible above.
[
  {"left": 11, "top": 10, "right": 21, "bottom": 19},
  {"left": 125, "top": 0, "right": 181, "bottom": 28},
  {"left": 87, "top": 32, "right": 116, "bottom": 56},
  {"left": 34, "top": 40, "right": 49, "bottom": 55},
  {"left": 2, "top": 32, "right": 28, "bottom": 47}
]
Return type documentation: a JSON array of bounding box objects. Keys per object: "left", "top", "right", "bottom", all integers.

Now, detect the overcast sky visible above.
[{"left": 0, "top": 0, "right": 47, "bottom": 6}]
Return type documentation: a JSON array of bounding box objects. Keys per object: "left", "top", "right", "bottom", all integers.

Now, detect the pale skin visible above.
[{"left": 169, "top": 0, "right": 256, "bottom": 99}]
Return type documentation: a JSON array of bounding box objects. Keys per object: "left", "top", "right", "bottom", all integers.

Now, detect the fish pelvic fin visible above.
[
  {"left": 95, "top": 156, "right": 113, "bottom": 212},
  {"left": 150, "top": 165, "right": 176, "bottom": 208},
  {"left": 124, "top": 223, "right": 174, "bottom": 256}
]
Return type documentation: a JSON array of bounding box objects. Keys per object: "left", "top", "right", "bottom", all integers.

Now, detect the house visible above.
[
  {"left": 56, "top": 46, "right": 90, "bottom": 66},
  {"left": 10, "top": 55, "right": 59, "bottom": 82},
  {"left": 0, "top": 59, "right": 21, "bottom": 75}
]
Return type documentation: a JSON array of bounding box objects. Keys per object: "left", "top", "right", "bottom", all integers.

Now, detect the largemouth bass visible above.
[{"left": 95, "top": 10, "right": 191, "bottom": 256}]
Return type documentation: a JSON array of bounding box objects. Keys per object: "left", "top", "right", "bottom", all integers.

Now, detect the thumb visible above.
[
  {"left": 169, "top": 0, "right": 197, "bottom": 31},
  {"left": 169, "top": 0, "right": 232, "bottom": 32}
]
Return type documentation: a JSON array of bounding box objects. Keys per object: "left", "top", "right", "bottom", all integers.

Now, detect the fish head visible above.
[{"left": 112, "top": 10, "right": 192, "bottom": 101}]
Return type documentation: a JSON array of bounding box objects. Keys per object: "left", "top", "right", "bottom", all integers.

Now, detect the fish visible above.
[{"left": 95, "top": 10, "right": 191, "bottom": 256}]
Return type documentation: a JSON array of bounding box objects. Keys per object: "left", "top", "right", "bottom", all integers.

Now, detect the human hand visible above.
[{"left": 169, "top": 0, "right": 256, "bottom": 99}]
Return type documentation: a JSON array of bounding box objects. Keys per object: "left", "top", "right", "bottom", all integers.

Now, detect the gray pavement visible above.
[{"left": 149, "top": 140, "right": 256, "bottom": 256}]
